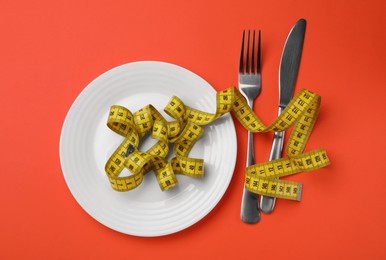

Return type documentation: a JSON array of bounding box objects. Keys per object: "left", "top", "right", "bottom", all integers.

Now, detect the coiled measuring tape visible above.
[{"left": 105, "top": 87, "right": 330, "bottom": 201}]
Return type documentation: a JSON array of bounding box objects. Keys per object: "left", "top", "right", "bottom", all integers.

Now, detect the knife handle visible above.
[{"left": 260, "top": 107, "right": 285, "bottom": 213}]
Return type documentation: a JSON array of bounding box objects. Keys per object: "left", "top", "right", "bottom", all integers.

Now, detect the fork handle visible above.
[
  {"left": 240, "top": 100, "right": 260, "bottom": 223},
  {"left": 260, "top": 107, "right": 285, "bottom": 213}
]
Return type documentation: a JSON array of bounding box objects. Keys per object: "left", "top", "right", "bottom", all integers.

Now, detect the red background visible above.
[{"left": 1, "top": 0, "right": 385, "bottom": 259}]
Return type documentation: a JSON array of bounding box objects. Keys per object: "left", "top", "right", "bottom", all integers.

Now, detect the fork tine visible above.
[
  {"left": 257, "top": 30, "right": 261, "bottom": 74},
  {"left": 251, "top": 30, "right": 256, "bottom": 74},
  {"left": 246, "top": 30, "right": 250, "bottom": 73},
  {"left": 239, "top": 30, "right": 245, "bottom": 73}
]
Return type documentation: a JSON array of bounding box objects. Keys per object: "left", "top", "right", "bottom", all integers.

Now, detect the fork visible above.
[{"left": 239, "top": 30, "right": 262, "bottom": 224}]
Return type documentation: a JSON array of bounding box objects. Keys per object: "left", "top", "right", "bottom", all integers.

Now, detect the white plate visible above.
[{"left": 60, "top": 61, "right": 237, "bottom": 236}]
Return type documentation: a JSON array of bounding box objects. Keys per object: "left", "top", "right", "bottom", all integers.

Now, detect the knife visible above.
[{"left": 260, "top": 18, "right": 307, "bottom": 213}]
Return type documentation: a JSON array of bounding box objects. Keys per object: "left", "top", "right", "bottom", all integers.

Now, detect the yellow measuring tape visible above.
[{"left": 105, "top": 87, "right": 330, "bottom": 200}]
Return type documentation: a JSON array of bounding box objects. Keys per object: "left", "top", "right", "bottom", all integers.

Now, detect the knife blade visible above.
[{"left": 260, "top": 18, "right": 306, "bottom": 213}]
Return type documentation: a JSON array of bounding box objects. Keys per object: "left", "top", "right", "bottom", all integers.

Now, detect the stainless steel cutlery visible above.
[
  {"left": 239, "top": 30, "right": 262, "bottom": 224},
  {"left": 260, "top": 19, "right": 307, "bottom": 214},
  {"left": 238, "top": 19, "right": 307, "bottom": 221}
]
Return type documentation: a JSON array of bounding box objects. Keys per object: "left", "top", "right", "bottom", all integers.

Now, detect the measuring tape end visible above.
[{"left": 297, "top": 184, "right": 303, "bottom": 201}]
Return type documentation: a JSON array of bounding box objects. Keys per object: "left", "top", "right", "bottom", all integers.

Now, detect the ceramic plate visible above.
[{"left": 60, "top": 61, "right": 237, "bottom": 236}]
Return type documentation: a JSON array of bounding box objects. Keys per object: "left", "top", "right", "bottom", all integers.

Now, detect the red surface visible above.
[{"left": 1, "top": 0, "right": 386, "bottom": 259}]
